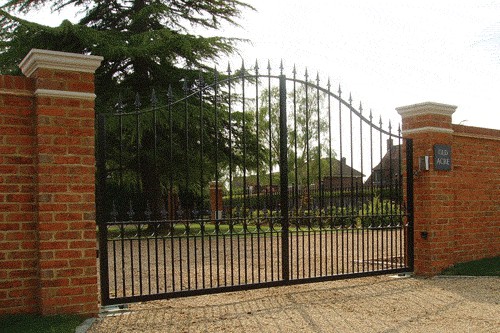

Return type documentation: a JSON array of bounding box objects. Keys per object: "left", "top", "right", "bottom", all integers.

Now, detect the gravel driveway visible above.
[{"left": 88, "top": 275, "right": 499, "bottom": 332}]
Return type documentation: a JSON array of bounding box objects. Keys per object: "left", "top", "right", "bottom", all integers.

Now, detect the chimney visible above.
[
  {"left": 341, "top": 157, "right": 346, "bottom": 165},
  {"left": 387, "top": 138, "right": 393, "bottom": 151}
]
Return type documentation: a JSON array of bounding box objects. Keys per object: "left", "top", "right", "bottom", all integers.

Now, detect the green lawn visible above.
[
  {"left": 440, "top": 256, "right": 500, "bottom": 276},
  {"left": 0, "top": 314, "right": 85, "bottom": 333}
]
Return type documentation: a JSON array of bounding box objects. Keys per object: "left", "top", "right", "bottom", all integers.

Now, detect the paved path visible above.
[{"left": 88, "top": 275, "right": 499, "bottom": 332}]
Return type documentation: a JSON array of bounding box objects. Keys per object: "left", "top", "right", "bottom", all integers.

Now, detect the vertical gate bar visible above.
[
  {"left": 316, "top": 74, "right": 321, "bottom": 277},
  {"left": 197, "top": 72, "right": 204, "bottom": 290},
  {"left": 136, "top": 226, "right": 143, "bottom": 296},
  {"left": 255, "top": 62, "right": 261, "bottom": 283},
  {"left": 168, "top": 86, "right": 176, "bottom": 292},
  {"left": 133, "top": 96, "right": 143, "bottom": 295},
  {"left": 327, "top": 79, "right": 333, "bottom": 276},
  {"left": 369, "top": 111, "right": 375, "bottom": 273},
  {"left": 112, "top": 234, "right": 116, "bottom": 297},
  {"left": 208, "top": 229, "right": 213, "bottom": 288},
  {"left": 279, "top": 73, "right": 290, "bottom": 282},
  {"left": 128, "top": 204, "right": 134, "bottom": 295},
  {"left": 378, "top": 117, "right": 383, "bottom": 271},
  {"left": 146, "top": 208, "right": 151, "bottom": 294},
  {"left": 356, "top": 183, "right": 360, "bottom": 272},
  {"left": 120, "top": 222, "right": 125, "bottom": 297},
  {"left": 96, "top": 114, "right": 110, "bottom": 305},
  {"left": 293, "top": 67, "right": 299, "bottom": 279},
  {"left": 240, "top": 65, "right": 248, "bottom": 284},
  {"left": 349, "top": 95, "right": 354, "bottom": 274},
  {"left": 263, "top": 191, "right": 267, "bottom": 281},
  {"left": 112, "top": 104, "right": 119, "bottom": 296},
  {"left": 215, "top": 68, "right": 221, "bottom": 287},
  {"left": 177, "top": 231, "right": 183, "bottom": 290},
  {"left": 152, "top": 91, "right": 159, "bottom": 296},
  {"left": 227, "top": 65, "right": 235, "bottom": 287},
  {"left": 389, "top": 125, "right": 394, "bottom": 269},
  {"left": 266, "top": 62, "right": 274, "bottom": 281},
  {"left": 152, "top": 91, "right": 160, "bottom": 293},
  {"left": 406, "top": 139, "right": 415, "bottom": 270},
  {"left": 118, "top": 98, "right": 124, "bottom": 189},
  {"left": 304, "top": 70, "right": 311, "bottom": 278},
  {"left": 398, "top": 128, "right": 404, "bottom": 268},
  {"left": 359, "top": 104, "right": 364, "bottom": 272},
  {"left": 338, "top": 86, "right": 344, "bottom": 274},
  {"left": 182, "top": 78, "right": 191, "bottom": 290},
  {"left": 210, "top": 70, "right": 218, "bottom": 288},
  {"left": 117, "top": 103, "right": 126, "bottom": 296},
  {"left": 163, "top": 234, "right": 166, "bottom": 292},
  {"left": 154, "top": 224, "right": 159, "bottom": 293}
]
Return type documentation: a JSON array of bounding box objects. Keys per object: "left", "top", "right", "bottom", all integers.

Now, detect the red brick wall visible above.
[
  {"left": 398, "top": 102, "right": 500, "bottom": 275},
  {"left": 0, "top": 49, "right": 102, "bottom": 316},
  {"left": 0, "top": 75, "right": 38, "bottom": 313},
  {"left": 449, "top": 125, "right": 499, "bottom": 264}
]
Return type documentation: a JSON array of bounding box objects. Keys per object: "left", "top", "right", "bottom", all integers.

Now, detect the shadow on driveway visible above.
[{"left": 89, "top": 275, "right": 499, "bottom": 333}]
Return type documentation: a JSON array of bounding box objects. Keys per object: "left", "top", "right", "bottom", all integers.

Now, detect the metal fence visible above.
[{"left": 96, "top": 62, "right": 414, "bottom": 305}]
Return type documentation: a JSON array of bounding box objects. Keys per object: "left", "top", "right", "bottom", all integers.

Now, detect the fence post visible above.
[{"left": 18, "top": 49, "right": 103, "bottom": 315}]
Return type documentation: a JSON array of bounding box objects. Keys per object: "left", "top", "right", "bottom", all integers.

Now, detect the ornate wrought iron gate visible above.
[{"left": 96, "top": 63, "right": 414, "bottom": 305}]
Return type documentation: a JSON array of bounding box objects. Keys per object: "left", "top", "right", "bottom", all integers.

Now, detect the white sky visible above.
[
  {"left": 12, "top": 0, "right": 500, "bottom": 130},
  {"left": 218, "top": 0, "right": 500, "bottom": 130}
]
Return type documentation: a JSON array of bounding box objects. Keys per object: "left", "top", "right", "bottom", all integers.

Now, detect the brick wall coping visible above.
[
  {"left": 35, "top": 88, "right": 96, "bottom": 100},
  {"left": 0, "top": 88, "right": 33, "bottom": 97},
  {"left": 402, "top": 126, "right": 454, "bottom": 136},
  {"left": 19, "top": 48, "right": 103, "bottom": 77},
  {"left": 453, "top": 124, "right": 500, "bottom": 141},
  {"left": 396, "top": 101, "right": 457, "bottom": 119}
]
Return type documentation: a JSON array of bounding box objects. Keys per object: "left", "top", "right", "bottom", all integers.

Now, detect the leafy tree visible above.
[
  {"left": 0, "top": 0, "right": 255, "bottom": 218},
  {"left": 256, "top": 85, "right": 334, "bottom": 187}
]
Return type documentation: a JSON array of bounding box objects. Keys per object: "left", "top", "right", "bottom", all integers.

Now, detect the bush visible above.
[{"left": 358, "top": 196, "right": 403, "bottom": 228}]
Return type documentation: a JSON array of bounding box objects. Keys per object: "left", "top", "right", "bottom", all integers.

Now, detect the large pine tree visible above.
[
  {"left": 0, "top": 0, "right": 252, "bottom": 105},
  {"left": 0, "top": 0, "right": 256, "bottom": 219}
]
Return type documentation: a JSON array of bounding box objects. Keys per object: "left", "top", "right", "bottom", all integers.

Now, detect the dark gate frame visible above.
[{"left": 96, "top": 65, "right": 414, "bottom": 305}]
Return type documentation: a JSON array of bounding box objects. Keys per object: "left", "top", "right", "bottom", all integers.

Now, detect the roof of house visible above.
[
  {"left": 322, "top": 157, "right": 364, "bottom": 178},
  {"left": 365, "top": 139, "right": 403, "bottom": 184},
  {"left": 232, "top": 157, "right": 364, "bottom": 187}
]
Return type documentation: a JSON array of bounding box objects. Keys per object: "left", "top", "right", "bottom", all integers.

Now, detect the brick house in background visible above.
[
  {"left": 365, "top": 139, "right": 402, "bottom": 187},
  {"left": 321, "top": 157, "right": 364, "bottom": 189}
]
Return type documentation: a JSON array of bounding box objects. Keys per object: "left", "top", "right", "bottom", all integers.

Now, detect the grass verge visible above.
[
  {"left": 440, "top": 256, "right": 500, "bottom": 276},
  {"left": 0, "top": 314, "right": 85, "bottom": 333}
]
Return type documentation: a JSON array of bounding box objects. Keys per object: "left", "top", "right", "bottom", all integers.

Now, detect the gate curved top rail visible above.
[{"left": 101, "top": 65, "right": 400, "bottom": 139}]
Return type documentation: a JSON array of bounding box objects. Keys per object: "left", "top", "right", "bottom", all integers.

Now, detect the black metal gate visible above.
[{"left": 96, "top": 63, "right": 414, "bottom": 305}]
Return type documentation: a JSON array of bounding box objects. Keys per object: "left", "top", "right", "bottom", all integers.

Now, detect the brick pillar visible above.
[
  {"left": 396, "top": 102, "right": 456, "bottom": 276},
  {"left": 210, "top": 182, "right": 223, "bottom": 220},
  {"left": 19, "top": 49, "right": 103, "bottom": 315}
]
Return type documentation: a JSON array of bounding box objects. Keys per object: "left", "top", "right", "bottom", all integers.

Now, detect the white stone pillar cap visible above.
[
  {"left": 396, "top": 101, "right": 457, "bottom": 119},
  {"left": 19, "top": 49, "right": 103, "bottom": 77}
]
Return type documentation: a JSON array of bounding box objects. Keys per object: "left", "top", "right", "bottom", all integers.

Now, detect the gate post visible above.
[
  {"left": 18, "top": 49, "right": 103, "bottom": 315},
  {"left": 96, "top": 114, "right": 110, "bottom": 306},
  {"left": 397, "top": 102, "right": 456, "bottom": 276}
]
